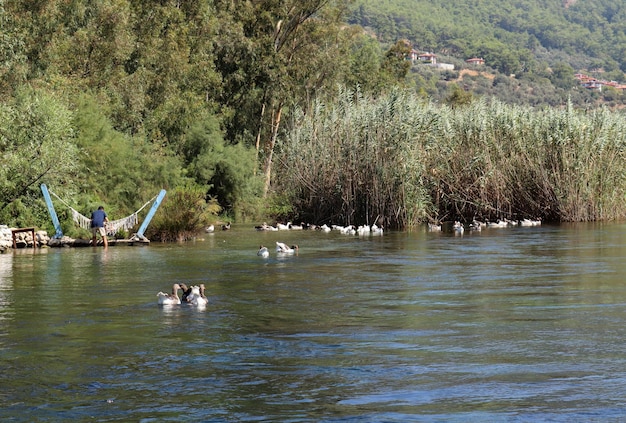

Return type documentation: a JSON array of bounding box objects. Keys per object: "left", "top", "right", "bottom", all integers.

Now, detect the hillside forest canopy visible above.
[{"left": 2, "top": 0, "right": 626, "bottom": 239}]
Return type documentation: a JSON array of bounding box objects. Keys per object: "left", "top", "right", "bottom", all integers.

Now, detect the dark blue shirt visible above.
[{"left": 90, "top": 209, "right": 107, "bottom": 228}]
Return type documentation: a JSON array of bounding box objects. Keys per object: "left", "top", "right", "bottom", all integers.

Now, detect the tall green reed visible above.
[{"left": 276, "top": 89, "right": 626, "bottom": 228}]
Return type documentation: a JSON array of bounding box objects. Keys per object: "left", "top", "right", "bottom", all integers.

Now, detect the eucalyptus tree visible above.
[
  {"left": 213, "top": 0, "right": 354, "bottom": 196},
  {"left": 126, "top": 0, "right": 222, "bottom": 146}
]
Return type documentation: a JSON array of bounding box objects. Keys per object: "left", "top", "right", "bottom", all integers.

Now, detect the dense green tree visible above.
[
  {"left": 72, "top": 93, "right": 183, "bottom": 215},
  {"left": 550, "top": 62, "right": 576, "bottom": 90},
  {"left": 0, "top": 87, "right": 78, "bottom": 224},
  {"left": 0, "top": 2, "right": 28, "bottom": 98},
  {"left": 182, "top": 116, "right": 261, "bottom": 215},
  {"left": 124, "top": 1, "right": 221, "bottom": 146},
  {"left": 379, "top": 39, "right": 412, "bottom": 86},
  {"left": 345, "top": 33, "right": 384, "bottom": 93},
  {"left": 445, "top": 84, "right": 473, "bottom": 108}
]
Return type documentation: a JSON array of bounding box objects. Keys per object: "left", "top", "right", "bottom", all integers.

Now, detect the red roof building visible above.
[{"left": 466, "top": 57, "right": 485, "bottom": 65}]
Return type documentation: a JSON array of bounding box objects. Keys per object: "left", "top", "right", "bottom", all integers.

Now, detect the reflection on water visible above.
[
  {"left": 0, "top": 253, "right": 13, "bottom": 322},
  {"left": 2, "top": 223, "right": 626, "bottom": 421}
]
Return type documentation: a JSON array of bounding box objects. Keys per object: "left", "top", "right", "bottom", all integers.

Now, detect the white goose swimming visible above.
[
  {"left": 453, "top": 221, "right": 465, "bottom": 235},
  {"left": 257, "top": 245, "right": 270, "bottom": 258},
  {"left": 188, "top": 284, "right": 208, "bottom": 306},
  {"left": 276, "top": 241, "right": 298, "bottom": 254},
  {"left": 157, "top": 283, "right": 182, "bottom": 305}
]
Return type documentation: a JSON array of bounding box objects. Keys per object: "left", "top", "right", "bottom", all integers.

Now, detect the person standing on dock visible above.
[{"left": 90, "top": 206, "right": 109, "bottom": 248}]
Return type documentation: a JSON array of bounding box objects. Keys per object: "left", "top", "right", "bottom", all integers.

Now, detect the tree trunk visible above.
[{"left": 262, "top": 104, "right": 283, "bottom": 197}]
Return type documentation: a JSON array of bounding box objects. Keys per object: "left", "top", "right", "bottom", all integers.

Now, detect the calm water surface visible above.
[{"left": 2, "top": 223, "right": 626, "bottom": 422}]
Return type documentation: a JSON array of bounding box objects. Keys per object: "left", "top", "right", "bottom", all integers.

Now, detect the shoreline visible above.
[{"left": 0, "top": 225, "right": 149, "bottom": 252}]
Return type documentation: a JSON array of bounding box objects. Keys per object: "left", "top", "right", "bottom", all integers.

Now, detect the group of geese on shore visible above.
[
  {"left": 429, "top": 218, "right": 542, "bottom": 234},
  {"left": 157, "top": 283, "right": 208, "bottom": 306}
]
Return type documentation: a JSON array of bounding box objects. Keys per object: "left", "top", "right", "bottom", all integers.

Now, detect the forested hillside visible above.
[{"left": 350, "top": 0, "right": 626, "bottom": 106}]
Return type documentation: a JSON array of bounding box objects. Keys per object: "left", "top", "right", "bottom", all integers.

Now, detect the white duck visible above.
[
  {"left": 469, "top": 220, "right": 483, "bottom": 231},
  {"left": 319, "top": 224, "right": 331, "bottom": 233},
  {"left": 371, "top": 224, "right": 384, "bottom": 235},
  {"left": 157, "top": 283, "right": 181, "bottom": 305},
  {"left": 357, "top": 225, "right": 370, "bottom": 236},
  {"left": 257, "top": 245, "right": 270, "bottom": 258},
  {"left": 453, "top": 221, "right": 465, "bottom": 235},
  {"left": 520, "top": 218, "right": 541, "bottom": 227},
  {"left": 487, "top": 220, "right": 508, "bottom": 228},
  {"left": 276, "top": 241, "right": 298, "bottom": 254},
  {"left": 337, "top": 225, "right": 355, "bottom": 235}
]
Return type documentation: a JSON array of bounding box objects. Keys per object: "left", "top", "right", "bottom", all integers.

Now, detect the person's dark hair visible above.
[{"left": 98, "top": 206, "right": 104, "bottom": 210}]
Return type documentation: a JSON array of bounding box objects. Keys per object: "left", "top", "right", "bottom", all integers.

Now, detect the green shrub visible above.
[{"left": 146, "top": 185, "right": 218, "bottom": 242}]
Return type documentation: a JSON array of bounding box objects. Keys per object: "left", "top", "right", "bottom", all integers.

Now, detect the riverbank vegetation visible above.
[
  {"left": 277, "top": 89, "right": 626, "bottom": 227},
  {"left": 1, "top": 1, "right": 626, "bottom": 238}
]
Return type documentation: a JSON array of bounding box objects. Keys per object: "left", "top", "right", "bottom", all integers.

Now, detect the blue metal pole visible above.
[
  {"left": 137, "top": 189, "right": 166, "bottom": 239},
  {"left": 40, "top": 184, "right": 63, "bottom": 238}
]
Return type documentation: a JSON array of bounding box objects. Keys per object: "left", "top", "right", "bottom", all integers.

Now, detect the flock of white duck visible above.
[
  {"left": 255, "top": 221, "right": 384, "bottom": 236},
  {"left": 157, "top": 283, "right": 208, "bottom": 307},
  {"left": 429, "top": 218, "right": 542, "bottom": 234}
]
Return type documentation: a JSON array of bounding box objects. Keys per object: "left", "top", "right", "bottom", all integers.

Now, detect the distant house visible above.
[
  {"left": 574, "top": 74, "right": 626, "bottom": 91},
  {"left": 410, "top": 50, "right": 454, "bottom": 70},
  {"left": 417, "top": 52, "right": 437, "bottom": 65},
  {"left": 466, "top": 57, "right": 485, "bottom": 66},
  {"left": 581, "top": 80, "right": 602, "bottom": 91}
]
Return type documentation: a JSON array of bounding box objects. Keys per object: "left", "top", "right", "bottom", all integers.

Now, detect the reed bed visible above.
[{"left": 276, "top": 88, "right": 626, "bottom": 228}]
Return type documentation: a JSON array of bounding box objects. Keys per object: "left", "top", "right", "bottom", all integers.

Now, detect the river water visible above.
[{"left": 1, "top": 223, "right": 626, "bottom": 422}]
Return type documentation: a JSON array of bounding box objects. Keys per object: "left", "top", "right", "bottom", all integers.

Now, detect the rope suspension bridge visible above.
[{"left": 41, "top": 184, "right": 166, "bottom": 242}]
